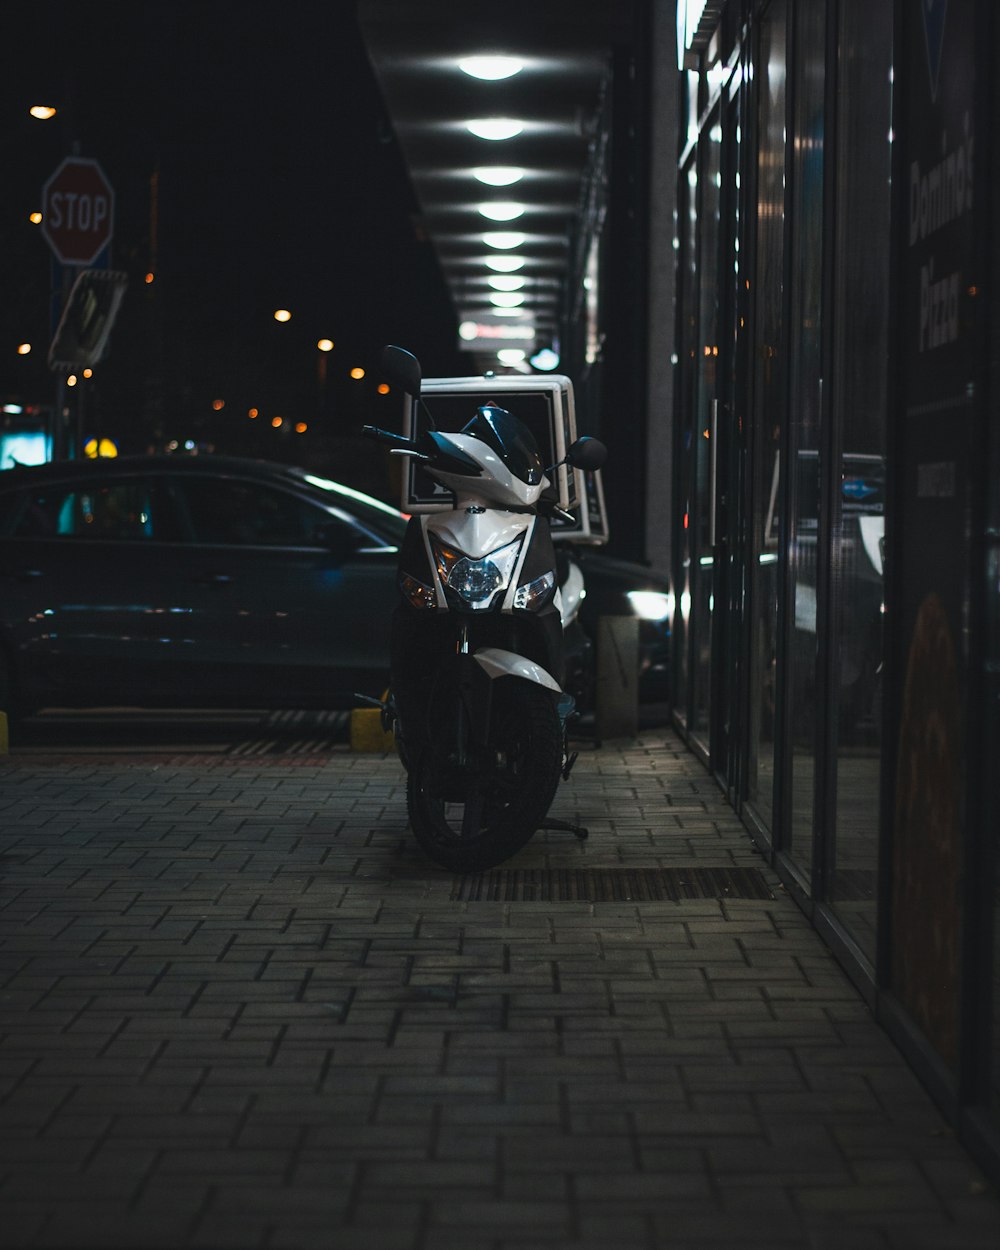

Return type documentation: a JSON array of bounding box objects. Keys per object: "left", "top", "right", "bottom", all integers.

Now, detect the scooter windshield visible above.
[{"left": 461, "top": 406, "right": 544, "bottom": 486}]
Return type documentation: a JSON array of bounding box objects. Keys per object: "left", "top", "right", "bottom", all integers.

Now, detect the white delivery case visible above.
[{"left": 399, "top": 374, "right": 608, "bottom": 546}]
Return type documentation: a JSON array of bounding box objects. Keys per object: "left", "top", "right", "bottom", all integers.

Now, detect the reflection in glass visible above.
[
  {"left": 692, "top": 111, "right": 722, "bottom": 747},
  {"left": 747, "top": 0, "right": 787, "bottom": 830},
  {"left": 785, "top": 0, "right": 825, "bottom": 885},
  {"left": 828, "top": 0, "right": 892, "bottom": 960},
  {"left": 674, "top": 151, "right": 699, "bottom": 722}
]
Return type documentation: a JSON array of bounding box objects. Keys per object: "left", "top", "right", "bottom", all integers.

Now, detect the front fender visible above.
[{"left": 473, "top": 646, "right": 561, "bottom": 692}]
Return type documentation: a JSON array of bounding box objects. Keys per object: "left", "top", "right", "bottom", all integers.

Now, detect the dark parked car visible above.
[{"left": 0, "top": 455, "right": 669, "bottom": 722}]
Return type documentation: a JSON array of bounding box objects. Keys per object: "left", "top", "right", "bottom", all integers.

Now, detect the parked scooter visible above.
[{"left": 362, "top": 345, "right": 607, "bottom": 871}]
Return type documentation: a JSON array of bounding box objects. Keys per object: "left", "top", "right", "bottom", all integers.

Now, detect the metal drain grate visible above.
[{"left": 451, "top": 866, "right": 774, "bottom": 903}]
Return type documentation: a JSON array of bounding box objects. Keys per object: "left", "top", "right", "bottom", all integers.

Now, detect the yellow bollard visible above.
[
  {"left": 0, "top": 710, "right": 8, "bottom": 755},
  {"left": 349, "top": 707, "right": 395, "bottom": 752}
]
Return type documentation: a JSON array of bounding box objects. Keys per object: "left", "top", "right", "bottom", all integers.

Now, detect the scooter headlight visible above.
[{"left": 432, "top": 537, "right": 522, "bottom": 610}]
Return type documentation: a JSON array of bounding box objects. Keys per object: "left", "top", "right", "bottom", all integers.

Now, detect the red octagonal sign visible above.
[{"left": 41, "top": 157, "right": 115, "bottom": 266}]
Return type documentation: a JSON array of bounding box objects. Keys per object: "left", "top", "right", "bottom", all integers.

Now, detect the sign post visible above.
[{"left": 40, "top": 157, "right": 117, "bottom": 458}]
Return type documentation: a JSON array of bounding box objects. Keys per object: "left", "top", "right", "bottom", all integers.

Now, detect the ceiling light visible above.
[
  {"left": 466, "top": 119, "right": 524, "bottom": 141},
  {"left": 490, "top": 292, "right": 525, "bottom": 308},
  {"left": 473, "top": 166, "right": 525, "bottom": 186},
  {"left": 459, "top": 56, "right": 524, "bottom": 81},
  {"left": 497, "top": 349, "right": 527, "bottom": 364},
  {"left": 488, "top": 275, "right": 525, "bottom": 292},
  {"left": 483, "top": 231, "right": 525, "bottom": 249},
  {"left": 478, "top": 201, "right": 525, "bottom": 222},
  {"left": 485, "top": 255, "right": 525, "bottom": 273}
]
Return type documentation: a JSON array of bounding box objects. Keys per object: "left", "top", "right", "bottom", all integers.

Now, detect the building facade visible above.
[{"left": 668, "top": 0, "right": 998, "bottom": 1179}]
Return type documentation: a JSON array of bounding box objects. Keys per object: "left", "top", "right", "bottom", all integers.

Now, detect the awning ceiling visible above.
[{"left": 358, "top": 0, "right": 634, "bottom": 370}]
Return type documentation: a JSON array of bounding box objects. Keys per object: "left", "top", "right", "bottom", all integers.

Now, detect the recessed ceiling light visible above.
[
  {"left": 472, "top": 166, "right": 525, "bottom": 186},
  {"left": 459, "top": 56, "right": 525, "bottom": 81},
  {"left": 490, "top": 292, "right": 525, "bottom": 308},
  {"left": 488, "top": 275, "right": 525, "bottom": 292},
  {"left": 483, "top": 232, "right": 526, "bottom": 249},
  {"left": 478, "top": 202, "right": 525, "bottom": 222},
  {"left": 466, "top": 119, "right": 524, "bottom": 141},
  {"left": 485, "top": 255, "right": 525, "bottom": 272}
]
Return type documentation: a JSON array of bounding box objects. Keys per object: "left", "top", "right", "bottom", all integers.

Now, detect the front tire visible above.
[{"left": 406, "top": 679, "right": 562, "bottom": 871}]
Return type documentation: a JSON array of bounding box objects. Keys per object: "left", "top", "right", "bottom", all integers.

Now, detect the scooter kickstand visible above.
[{"left": 538, "top": 816, "right": 589, "bottom": 842}]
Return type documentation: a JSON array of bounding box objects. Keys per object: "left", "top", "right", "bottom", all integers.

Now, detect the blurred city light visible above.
[
  {"left": 488, "top": 275, "right": 525, "bottom": 291},
  {"left": 66, "top": 375, "right": 78, "bottom": 387},
  {"left": 144, "top": 272, "right": 155, "bottom": 284},
  {"left": 29, "top": 212, "right": 42, "bottom": 225},
  {"left": 529, "top": 347, "right": 560, "bottom": 371},
  {"left": 490, "top": 292, "right": 525, "bottom": 307},
  {"left": 84, "top": 437, "right": 118, "bottom": 459},
  {"left": 473, "top": 167, "right": 524, "bottom": 186},
  {"left": 458, "top": 56, "right": 524, "bottom": 81},
  {"left": 465, "top": 119, "right": 523, "bottom": 141},
  {"left": 478, "top": 202, "right": 524, "bottom": 221},
  {"left": 273, "top": 309, "right": 292, "bottom": 322},
  {"left": 211, "top": 399, "right": 225, "bottom": 411},
  {"left": 295, "top": 422, "right": 308, "bottom": 433},
  {"left": 271, "top": 416, "right": 283, "bottom": 427},
  {"left": 16, "top": 343, "right": 31, "bottom": 356},
  {"left": 350, "top": 367, "right": 365, "bottom": 379},
  {"left": 317, "top": 338, "right": 334, "bottom": 352},
  {"left": 248, "top": 408, "right": 259, "bottom": 418},
  {"left": 377, "top": 383, "right": 390, "bottom": 395},
  {"left": 497, "top": 349, "right": 526, "bottom": 364},
  {"left": 82, "top": 369, "right": 93, "bottom": 379},
  {"left": 29, "top": 105, "right": 57, "bottom": 120}
]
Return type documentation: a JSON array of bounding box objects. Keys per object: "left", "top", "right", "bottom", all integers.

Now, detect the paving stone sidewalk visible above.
[{"left": 1, "top": 731, "right": 998, "bottom": 1249}]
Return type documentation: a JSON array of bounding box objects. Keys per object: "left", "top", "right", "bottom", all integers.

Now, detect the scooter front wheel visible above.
[{"left": 406, "top": 680, "right": 562, "bottom": 872}]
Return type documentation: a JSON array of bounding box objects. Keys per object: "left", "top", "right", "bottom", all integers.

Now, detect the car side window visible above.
[
  {"left": 9, "top": 477, "right": 178, "bottom": 541},
  {"left": 176, "top": 476, "right": 351, "bottom": 547}
]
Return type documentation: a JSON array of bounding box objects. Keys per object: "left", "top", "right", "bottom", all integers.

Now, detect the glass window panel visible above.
[
  {"left": 12, "top": 478, "right": 177, "bottom": 542},
  {"left": 692, "top": 111, "right": 722, "bottom": 745},
  {"left": 785, "top": 0, "right": 826, "bottom": 883},
  {"left": 674, "top": 152, "right": 699, "bottom": 721},
  {"left": 179, "top": 477, "right": 345, "bottom": 548},
  {"left": 827, "top": 0, "right": 892, "bottom": 958},
  {"left": 747, "top": 0, "right": 787, "bottom": 829}
]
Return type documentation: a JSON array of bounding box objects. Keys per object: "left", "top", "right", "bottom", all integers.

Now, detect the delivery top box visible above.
[{"left": 400, "top": 374, "right": 608, "bottom": 545}]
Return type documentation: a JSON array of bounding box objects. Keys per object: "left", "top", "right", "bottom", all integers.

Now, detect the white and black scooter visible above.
[{"left": 362, "top": 346, "right": 607, "bottom": 871}]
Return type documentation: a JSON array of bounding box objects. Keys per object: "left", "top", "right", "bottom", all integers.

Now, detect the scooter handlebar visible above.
[{"left": 362, "top": 425, "right": 413, "bottom": 449}]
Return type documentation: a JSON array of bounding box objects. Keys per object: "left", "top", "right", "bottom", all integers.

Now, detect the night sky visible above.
[{"left": 2, "top": 1, "right": 462, "bottom": 479}]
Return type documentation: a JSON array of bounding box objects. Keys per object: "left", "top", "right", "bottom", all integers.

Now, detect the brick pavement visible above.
[{"left": 1, "top": 731, "right": 998, "bottom": 1249}]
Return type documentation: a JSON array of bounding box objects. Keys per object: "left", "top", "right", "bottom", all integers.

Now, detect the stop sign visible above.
[{"left": 41, "top": 157, "right": 115, "bottom": 266}]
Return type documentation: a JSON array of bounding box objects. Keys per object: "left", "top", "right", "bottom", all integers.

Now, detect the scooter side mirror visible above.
[
  {"left": 379, "top": 345, "right": 422, "bottom": 397},
  {"left": 565, "top": 436, "right": 608, "bottom": 472}
]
